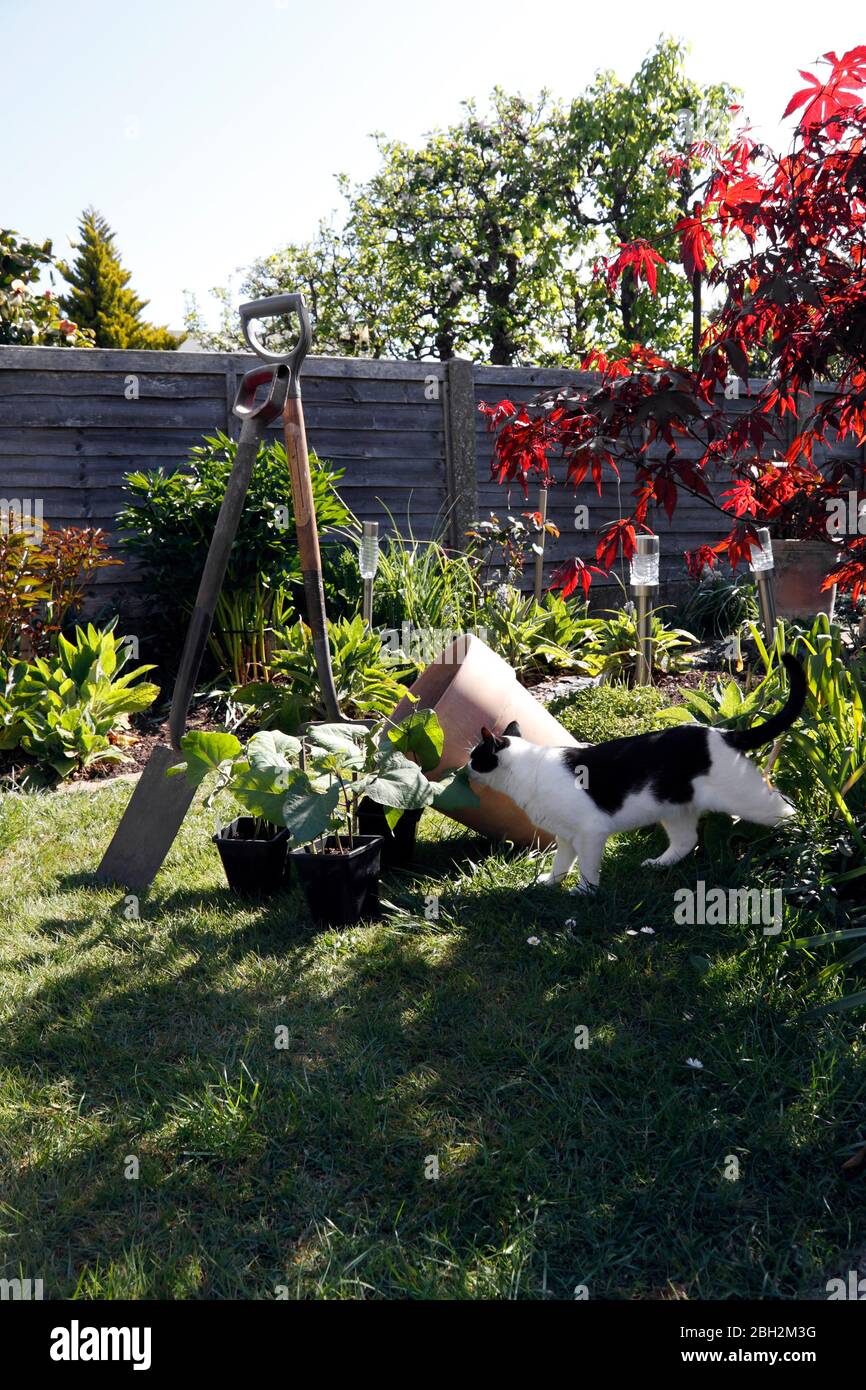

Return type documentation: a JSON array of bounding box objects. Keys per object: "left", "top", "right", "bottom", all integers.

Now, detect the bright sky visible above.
[{"left": 5, "top": 0, "right": 865, "bottom": 329}]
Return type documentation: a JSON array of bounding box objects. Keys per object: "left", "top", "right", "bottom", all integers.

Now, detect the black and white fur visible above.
[{"left": 468, "top": 655, "right": 806, "bottom": 893}]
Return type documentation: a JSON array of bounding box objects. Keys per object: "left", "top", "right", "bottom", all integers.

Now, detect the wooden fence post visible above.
[{"left": 443, "top": 358, "right": 478, "bottom": 552}]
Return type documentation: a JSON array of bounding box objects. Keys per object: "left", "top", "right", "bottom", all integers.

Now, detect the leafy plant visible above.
[
  {"left": 582, "top": 603, "right": 696, "bottom": 683},
  {"left": 0, "top": 519, "right": 117, "bottom": 661},
  {"left": 0, "top": 623, "right": 159, "bottom": 783},
  {"left": 1, "top": 227, "right": 93, "bottom": 347},
  {"left": 117, "top": 433, "right": 353, "bottom": 682},
  {"left": 467, "top": 510, "right": 560, "bottom": 587},
  {"left": 549, "top": 682, "right": 676, "bottom": 743},
  {"left": 369, "top": 514, "right": 484, "bottom": 637},
  {"left": 233, "top": 614, "right": 418, "bottom": 733},
  {"left": 678, "top": 574, "right": 758, "bottom": 641},
  {"left": 480, "top": 584, "right": 595, "bottom": 681},
  {"left": 173, "top": 709, "right": 478, "bottom": 849}
]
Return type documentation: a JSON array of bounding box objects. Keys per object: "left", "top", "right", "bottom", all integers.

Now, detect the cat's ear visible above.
[
  {"left": 480, "top": 726, "right": 495, "bottom": 744},
  {"left": 502, "top": 720, "right": 522, "bottom": 738}
]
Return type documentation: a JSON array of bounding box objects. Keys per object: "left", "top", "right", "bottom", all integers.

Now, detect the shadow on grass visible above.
[{"left": 3, "top": 820, "right": 865, "bottom": 1298}]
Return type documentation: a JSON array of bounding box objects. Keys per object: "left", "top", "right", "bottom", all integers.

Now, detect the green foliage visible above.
[
  {"left": 678, "top": 616, "right": 866, "bottom": 833},
  {"left": 481, "top": 585, "right": 595, "bottom": 680},
  {"left": 233, "top": 615, "right": 418, "bottom": 732},
  {"left": 678, "top": 574, "right": 758, "bottom": 640},
  {"left": 671, "top": 615, "right": 866, "bottom": 1014},
  {"left": 117, "top": 432, "right": 353, "bottom": 682},
  {"left": 370, "top": 520, "right": 484, "bottom": 637},
  {"left": 58, "top": 207, "right": 176, "bottom": 350},
  {"left": 0, "top": 227, "right": 93, "bottom": 346},
  {"left": 187, "top": 39, "right": 734, "bottom": 364},
  {"left": 175, "top": 709, "right": 475, "bottom": 846},
  {"left": 582, "top": 604, "right": 697, "bottom": 682},
  {"left": 0, "top": 623, "right": 158, "bottom": 784},
  {"left": 549, "top": 682, "right": 674, "bottom": 743}
]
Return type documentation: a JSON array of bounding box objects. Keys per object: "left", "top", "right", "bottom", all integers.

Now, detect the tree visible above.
[
  {"left": 0, "top": 228, "right": 93, "bottom": 347},
  {"left": 483, "top": 46, "right": 866, "bottom": 606},
  {"left": 187, "top": 40, "right": 734, "bottom": 364},
  {"left": 59, "top": 208, "right": 177, "bottom": 350}
]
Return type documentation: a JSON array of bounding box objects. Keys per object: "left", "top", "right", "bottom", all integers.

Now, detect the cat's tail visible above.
[{"left": 723, "top": 654, "right": 807, "bottom": 752}]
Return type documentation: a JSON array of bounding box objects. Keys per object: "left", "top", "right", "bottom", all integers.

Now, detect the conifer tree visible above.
[{"left": 59, "top": 208, "right": 176, "bottom": 349}]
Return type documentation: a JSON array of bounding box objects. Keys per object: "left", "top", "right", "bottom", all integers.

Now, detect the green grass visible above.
[{"left": 0, "top": 768, "right": 864, "bottom": 1300}]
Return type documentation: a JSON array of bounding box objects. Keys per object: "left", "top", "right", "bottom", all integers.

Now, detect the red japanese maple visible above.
[{"left": 482, "top": 47, "right": 866, "bottom": 601}]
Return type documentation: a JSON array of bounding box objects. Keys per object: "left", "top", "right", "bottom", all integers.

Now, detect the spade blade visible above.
[{"left": 96, "top": 744, "right": 197, "bottom": 892}]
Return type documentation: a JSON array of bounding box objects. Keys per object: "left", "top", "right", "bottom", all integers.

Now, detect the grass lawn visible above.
[{"left": 1, "top": 732, "right": 865, "bottom": 1299}]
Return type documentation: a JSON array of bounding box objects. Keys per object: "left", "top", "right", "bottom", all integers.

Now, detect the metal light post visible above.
[
  {"left": 749, "top": 526, "right": 778, "bottom": 643},
  {"left": 630, "top": 534, "right": 660, "bottom": 686},
  {"left": 359, "top": 521, "right": 379, "bottom": 630}
]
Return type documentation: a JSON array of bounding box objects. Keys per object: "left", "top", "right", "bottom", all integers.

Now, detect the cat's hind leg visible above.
[
  {"left": 642, "top": 811, "right": 699, "bottom": 869},
  {"left": 537, "top": 840, "right": 576, "bottom": 886}
]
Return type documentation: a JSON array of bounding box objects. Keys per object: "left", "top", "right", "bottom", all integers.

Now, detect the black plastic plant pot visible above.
[
  {"left": 289, "top": 834, "right": 383, "bottom": 928},
  {"left": 357, "top": 797, "right": 423, "bottom": 869},
  {"left": 213, "top": 817, "right": 290, "bottom": 898}
]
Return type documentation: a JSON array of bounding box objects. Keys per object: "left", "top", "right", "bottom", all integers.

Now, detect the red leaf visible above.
[{"left": 549, "top": 556, "right": 601, "bottom": 600}]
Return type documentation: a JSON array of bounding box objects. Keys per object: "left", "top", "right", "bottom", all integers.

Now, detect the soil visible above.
[{"left": 0, "top": 698, "right": 227, "bottom": 790}]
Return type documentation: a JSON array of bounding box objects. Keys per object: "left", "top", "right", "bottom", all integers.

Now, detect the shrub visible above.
[
  {"left": 0, "top": 623, "right": 159, "bottom": 784},
  {"left": 116, "top": 433, "right": 353, "bottom": 683},
  {"left": 0, "top": 519, "right": 118, "bottom": 661},
  {"left": 1, "top": 228, "right": 94, "bottom": 347},
  {"left": 549, "top": 683, "right": 674, "bottom": 743},
  {"left": 480, "top": 585, "right": 595, "bottom": 681}
]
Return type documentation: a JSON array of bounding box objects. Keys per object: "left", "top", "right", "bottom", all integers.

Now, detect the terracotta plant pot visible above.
[
  {"left": 771, "top": 539, "right": 836, "bottom": 620},
  {"left": 389, "top": 633, "right": 580, "bottom": 847}
]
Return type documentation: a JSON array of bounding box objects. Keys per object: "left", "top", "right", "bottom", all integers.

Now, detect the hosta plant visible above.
[
  {"left": 233, "top": 614, "right": 418, "bottom": 732},
  {"left": 583, "top": 603, "right": 696, "bottom": 683},
  {"left": 0, "top": 623, "right": 159, "bottom": 784}
]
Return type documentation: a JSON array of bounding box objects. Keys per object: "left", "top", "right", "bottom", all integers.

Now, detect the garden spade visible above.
[
  {"left": 96, "top": 360, "right": 290, "bottom": 891},
  {"left": 238, "top": 293, "right": 345, "bottom": 724},
  {"left": 97, "top": 293, "right": 344, "bottom": 890}
]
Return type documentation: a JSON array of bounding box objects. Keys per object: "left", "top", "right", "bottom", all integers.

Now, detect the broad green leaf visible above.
[
  {"left": 281, "top": 772, "right": 341, "bottom": 846},
  {"left": 170, "top": 730, "right": 242, "bottom": 786},
  {"left": 429, "top": 765, "right": 481, "bottom": 812},
  {"left": 365, "top": 751, "right": 433, "bottom": 810},
  {"left": 386, "top": 707, "right": 445, "bottom": 772}
]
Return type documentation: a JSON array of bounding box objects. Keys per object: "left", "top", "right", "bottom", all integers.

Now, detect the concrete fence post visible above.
[{"left": 443, "top": 358, "right": 478, "bottom": 552}]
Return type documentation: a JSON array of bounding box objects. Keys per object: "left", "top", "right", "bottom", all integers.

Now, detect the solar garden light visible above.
[
  {"left": 748, "top": 526, "right": 778, "bottom": 642},
  {"left": 533, "top": 486, "right": 548, "bottom": 604},
  {"left": 359, "top": 520, "right": 379, "bottom": 629},
  {"left": 630, "top": 534, "right": 660, "bottom": 686}
]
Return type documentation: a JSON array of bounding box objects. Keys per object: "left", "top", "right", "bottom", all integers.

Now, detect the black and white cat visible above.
[{"left": 468, "top": 654, "right": 806, "bottom": 893}]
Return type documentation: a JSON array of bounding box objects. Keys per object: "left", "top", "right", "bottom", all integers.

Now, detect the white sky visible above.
[{"left": 5, "top": 0, "right": 865, "bottom": 327}]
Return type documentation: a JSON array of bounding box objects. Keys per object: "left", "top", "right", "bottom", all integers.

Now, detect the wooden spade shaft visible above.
[{"left": 283, "top": 393, "right": 344, "bottom": 722}]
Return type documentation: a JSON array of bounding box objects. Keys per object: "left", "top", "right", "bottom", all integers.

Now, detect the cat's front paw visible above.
[
  {"left": 569, "top": 878, "right": 597, "bottom": 896},
  {"left": 536, "top": 872, "right": 562, "bottom": 887},
  {"left": 641, "top": 856, "right": 667, "bottom": 869}
]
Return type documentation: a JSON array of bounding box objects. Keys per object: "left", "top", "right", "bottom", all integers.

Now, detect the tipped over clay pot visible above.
[{"left": 389, "top": 633, "right": 580, "bottom": 847}]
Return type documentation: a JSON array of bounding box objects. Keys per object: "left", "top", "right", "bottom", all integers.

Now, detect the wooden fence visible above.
[{"left": 0, "top": 346, "right": 862, "bottom": 613}]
